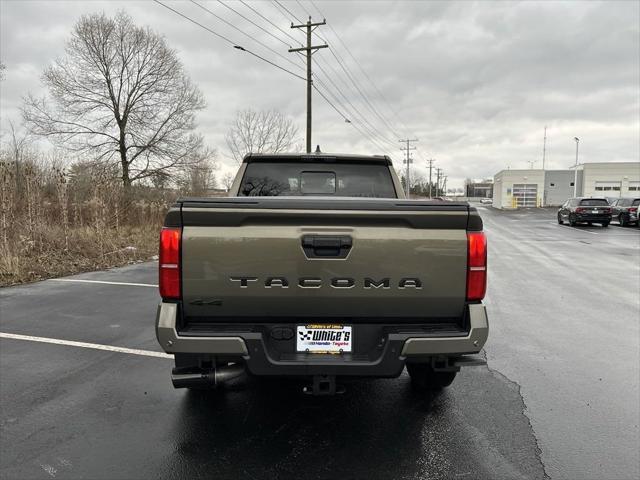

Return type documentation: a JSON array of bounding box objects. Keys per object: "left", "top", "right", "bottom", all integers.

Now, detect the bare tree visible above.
[
  {"left": 22, "top": 11, "right": 206, "bottom": 191},
  {"left": 6, "top": 121, "right": 32, "bottom": 194},
  {"left": 176, "top": 148, "right": 218, "bottom": 196},
  {"left": 221, "top": 171, "right": 236, "bottom": 191},
  {"left": 226, "top": 109, "right": 299, "bottom": 163}
]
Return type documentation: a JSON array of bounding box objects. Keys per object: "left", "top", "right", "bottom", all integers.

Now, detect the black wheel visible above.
[
  {"left": 619, "top": 214, "right": 627, "bottom": 227},
  {"left": 601, "top": 222, "right": 609, "bottom": 228},
  {"left": 587, "top": 222, "right": 593, "bottom": 226},
  {"left": 557, "top": 213, "right": 564, "bottom": 225},
  {"left": 569, "top": 214, "right": 577, "bottom": 227},
  {"left": 407, "top": 363, "right": 457, "bottom": 392}
]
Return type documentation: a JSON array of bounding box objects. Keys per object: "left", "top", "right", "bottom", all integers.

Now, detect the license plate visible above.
[
  {"left": 297, "top": 324, "right": 352, "bottom": 353},
  {"left": 592, "top": 209, "right": 599, "bottom": 213}
]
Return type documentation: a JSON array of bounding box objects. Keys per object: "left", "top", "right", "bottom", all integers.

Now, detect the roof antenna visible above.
[{"left": 315, "top": 145, "right": 321, "bottom": 153}]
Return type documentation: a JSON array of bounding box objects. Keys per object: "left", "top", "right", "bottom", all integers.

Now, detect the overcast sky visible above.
[{"left": 1, "top": 0, "right": 639, "bottom": 189}]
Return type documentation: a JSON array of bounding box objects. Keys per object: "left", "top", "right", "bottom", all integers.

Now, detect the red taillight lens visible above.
[
  {"left": 159, "top": 227, "right": 181, "bottom": 299},
  {"left": 629, "top": 207, "right": 638, "bottom": 213},
  {"left": 467, "top": 232, "right": 487, "bottom": 301},
  {"left": 575, "top": 207, "right": 584, "bottom": 213}
]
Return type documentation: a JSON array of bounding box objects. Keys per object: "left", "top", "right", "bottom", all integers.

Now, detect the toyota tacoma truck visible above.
[{"left": 156, "top": 153, "right": 488, "bottom": 395}]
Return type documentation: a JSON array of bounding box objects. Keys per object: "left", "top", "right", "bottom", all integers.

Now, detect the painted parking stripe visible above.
[
  {"left": 0, "top": 332, "right": 172, "bottom": 359},
  {"left": 551, "top": 223, "right": 600, "bottom": 235},
  {"left": 50, "top": 279, "right": 158, "bottom": 288}
]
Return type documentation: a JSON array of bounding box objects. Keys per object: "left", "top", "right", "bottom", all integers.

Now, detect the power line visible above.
[
  {"left": 325, "top": 45, "right": 401, "bottom": 139},
  {"left": 238, "top": 0, "right": 302, "bottom": 47},
  {"left": 270, "top": 0, "right": 296, "bottom": 28},
  {"left": 153, "top": 0, "right": 306, "bottom": 81},
  {"left": 155, "top": 0, "right": 394, "bottom": 156},
  {"left": 314, "top": 81, "right": 388, "bottom": 152},
  {"left": 313, "top": 74, "right": 395, "bottom": 151},
  {"left": 273, "top": 0, "right": 304, "bottom": 24},
  {"left": 216, "top": 0, "right": 296, "bottom": 49},
  {"left": 295, "top": 0, "right": 313, "bottom": 18},
  {"left": 312, "top": 84, "right": 392, "bottom": 154},
  {"left": 234, "top": 46, "right": 306, "bottom": 81},
  {"left": 190, "top": 0, "right": 305, "bottom": 74},
  {"left": 310, "top": 0, "right": 412, "bottom": 137},
  {"left": 308, "top": 0, "right": 407, "bottom": 138},
  {"left": 154, "top": 0, "right": 237, "bottom": 47},
  {"left": 273, "top": 0, "right": 402, "bottom": 148},
  {"left": 313, "top": 59, "right": 398, "bottom": 148}
]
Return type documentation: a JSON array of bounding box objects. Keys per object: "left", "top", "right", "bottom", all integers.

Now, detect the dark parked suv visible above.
[
  {"left": 558, "top": 198, "right": 612, "bottom": 227},
  {"left": 611, "top": 198, "right": 639, "bottom": 227}
]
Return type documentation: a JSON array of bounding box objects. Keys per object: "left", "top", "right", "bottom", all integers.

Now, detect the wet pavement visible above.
[
  {"left": 1, "top": 207, "right": 638, "bottom": 479},
  {"left": 480, "top": 206, "right": 640, "bottom": 480}
]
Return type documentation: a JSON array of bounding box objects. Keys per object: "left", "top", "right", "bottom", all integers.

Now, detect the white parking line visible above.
[
  {"left": 606, "top": 229, "right": 640, "bottom": 236},
  {"left": 551, "top": 223, "right": 599, "bottom": 235},
  {"left": 0, "top": 332, "right": 172, "bottom": 359},
  {"left": 50, "top": 279, "right": 158, "bottom": 288},
  {"left": 568, "top": 227, "right": 600, "bottom": 235}
]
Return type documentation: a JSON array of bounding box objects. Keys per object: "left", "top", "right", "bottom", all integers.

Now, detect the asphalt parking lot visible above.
[{"left": 1, "top": 206, "right": 638, "bottom": 480}]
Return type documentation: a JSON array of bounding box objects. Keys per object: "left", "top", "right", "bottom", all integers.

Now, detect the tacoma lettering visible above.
[{"left": 229, "top": 276, "right": 422, "bottom": 289}]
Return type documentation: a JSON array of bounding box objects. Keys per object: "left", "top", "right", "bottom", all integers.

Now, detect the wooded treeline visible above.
[{"left": 0, "top": 11, "right": 299, "bottom": 285}]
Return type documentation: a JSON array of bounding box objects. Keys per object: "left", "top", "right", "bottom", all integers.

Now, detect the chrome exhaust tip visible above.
[{"left": 171, "top": 363, "right": 246, "bottom": 389}]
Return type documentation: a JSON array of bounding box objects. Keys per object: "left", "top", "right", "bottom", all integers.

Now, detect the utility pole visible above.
[
  {"left": 427, "top": 159, "right": 435, "bottom": 199},
  {"left": 289, "top": 17, "right": 327, "bottom": 153},
  {"left": 399, "top": 138, "right": 418, "bottom": 198},
  {"left": 443, "top": 176, "right": 448, "bottom": 197},
  {"left": 436, "top": 168, "right": 442, "bottom": 196},
  {"left": 573, "top": 137, "right": 579, "bottom": 197},
  {"left": 542, "top": 126, "right": 547, "bottom": 170}
]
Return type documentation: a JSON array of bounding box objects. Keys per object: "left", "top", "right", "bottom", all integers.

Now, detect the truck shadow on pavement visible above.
[{"left": 158, "top": 368, "right": 547, "bottom": 480}]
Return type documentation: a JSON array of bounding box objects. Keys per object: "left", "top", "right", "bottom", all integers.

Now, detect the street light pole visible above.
[{"left": 573, "top": 137, "right": 579, "bottom": 197}]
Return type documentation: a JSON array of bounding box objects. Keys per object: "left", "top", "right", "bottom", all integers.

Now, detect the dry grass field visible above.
[{"left": 0, "top": 158, "right": 176, "bottom": 286}]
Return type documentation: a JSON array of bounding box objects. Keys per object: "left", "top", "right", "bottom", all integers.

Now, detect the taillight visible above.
[
  {"left": 467, "top": 232, "right": 487, "bottom": 301},
  {"left": 629, "top": 207, "right": 638, "bottom": 213},
  {"left": 159, "top": 227, "right": 181, "bottom": 299},
  {"left": 575, "top": 207, "right": 584, "bottom": 213}
]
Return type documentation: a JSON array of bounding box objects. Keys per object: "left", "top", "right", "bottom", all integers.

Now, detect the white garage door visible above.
[{"left": 512, "top": 184, "right": 538, "bottom": 207}]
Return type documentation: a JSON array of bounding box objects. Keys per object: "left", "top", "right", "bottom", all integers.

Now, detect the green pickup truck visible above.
[{"left": 156, "top": 153, "right": 488, "bottom": 395}]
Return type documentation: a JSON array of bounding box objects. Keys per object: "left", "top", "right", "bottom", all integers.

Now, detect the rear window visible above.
[
  {"left": 579, "top": 199, "right": 609, "bottom": 206},
  {"left": 239, "top": 161, "right": 397, "bottom": 197},
  {"left": 633, "top": 199, "right": 640, "bottom": 206}
]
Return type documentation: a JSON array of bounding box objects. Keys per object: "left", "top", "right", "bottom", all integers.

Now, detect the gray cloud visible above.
[{"left": 1, "top": 0, "right": 638, "bottom": 187}]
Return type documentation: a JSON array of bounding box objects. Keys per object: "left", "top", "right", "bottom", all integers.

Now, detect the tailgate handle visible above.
[{"left": 302, "top": 235, "right": 352, "bottom": 259}]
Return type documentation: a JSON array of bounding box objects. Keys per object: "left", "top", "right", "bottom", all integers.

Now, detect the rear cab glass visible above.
[
  {"left": 579, "top": 199, "right": 609, "bottom": 206},
  {"left": 239, "top": 160, "right": 397, "bottom": 198},
  {"left": 632, "top": 199, "right": 640, "bottom": 206}
]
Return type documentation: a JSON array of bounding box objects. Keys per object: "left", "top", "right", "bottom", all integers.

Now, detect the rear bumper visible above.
[
  {"left": 156, "top": 303, "right": 488, "bottom": 377},
  {"left": 575, "top": 214, "right": 611, "bottom": 222}
]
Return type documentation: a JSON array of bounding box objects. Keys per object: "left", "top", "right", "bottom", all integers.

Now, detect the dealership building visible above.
[{"left": 492, "top": 162, "right": 640, "bottom": 209}]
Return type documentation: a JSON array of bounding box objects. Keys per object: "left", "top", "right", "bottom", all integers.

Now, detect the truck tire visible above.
[
  {"left": 407, "top": 364, "right": 457, "bottom": 392},
  {"left": 557, "top": 213, "right": 563, "bottom": 225}
]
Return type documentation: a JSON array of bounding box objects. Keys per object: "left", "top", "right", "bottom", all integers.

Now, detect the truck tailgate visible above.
[{"left": 175, "top": 198, "right": 476, "bottom": 321}]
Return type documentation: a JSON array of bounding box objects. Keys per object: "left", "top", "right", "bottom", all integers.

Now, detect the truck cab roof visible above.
[{"left": 243, "top": 152, "right": 393, "bottom": 165}]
